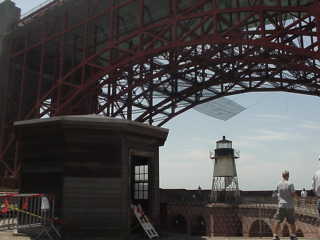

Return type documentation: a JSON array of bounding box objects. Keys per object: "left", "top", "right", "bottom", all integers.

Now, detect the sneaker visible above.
[
  {"left": 289, "top": 236, "right": 298, "bottom": 240},
  {"left": 272, "top": 236, "right": 280, "bottom": 240}
]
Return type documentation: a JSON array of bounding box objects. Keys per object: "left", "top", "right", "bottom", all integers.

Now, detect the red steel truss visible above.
[{"left": 1, "top": 0, "right": 320, "bottom": 185}]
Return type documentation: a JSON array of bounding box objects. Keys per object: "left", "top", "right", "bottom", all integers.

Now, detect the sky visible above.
[{"left": 12, "top": 0, "right": 320, "bottom": 191}]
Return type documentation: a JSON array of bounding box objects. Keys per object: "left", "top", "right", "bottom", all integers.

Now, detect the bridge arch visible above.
[
  {"left": 170, "top": 214, "right": 188, "bottom": 234},
  {"left": 54, "top": 37, "right": 320, "bottom": 126},
  {"left": 249, "top": 219, "right": 273, "bottom": 237},
  {"left": 190, "top": 215, "right": 206, "bottom": 236},
  {"left": 9, "top": 0, "right": 320, "bottom": 124}
]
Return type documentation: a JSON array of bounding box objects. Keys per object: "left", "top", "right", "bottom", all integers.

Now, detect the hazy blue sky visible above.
[{"left": 13, "top": 0, "right": 320, "bottom": 191}]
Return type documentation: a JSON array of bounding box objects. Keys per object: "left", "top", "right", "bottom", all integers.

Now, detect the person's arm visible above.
[
  {"left": 272, "top": 185, "right": 278, "bottom": 197},
  {"left": 290, "top": 183, "right": 297, "bottom": 198}
]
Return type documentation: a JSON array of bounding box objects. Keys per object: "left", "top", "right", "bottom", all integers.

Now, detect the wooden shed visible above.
[{"left": 14, "top": 115, "right": 168, "bottom": 238}]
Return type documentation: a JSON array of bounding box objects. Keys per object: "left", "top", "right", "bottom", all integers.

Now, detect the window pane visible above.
[
  {"left": 135, "top": 190, "right": 139, "bottom": 199},
  {"left": 134, "top": 174, "right": 138, "bottom": 181},
  {"left": 133, "top": 162, "right": 149, "bottom": 200},
  {"left": 143, "top": 191, "right": 148, "bottom": 199}
]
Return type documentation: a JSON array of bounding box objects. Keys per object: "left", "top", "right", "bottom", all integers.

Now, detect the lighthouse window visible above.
[{"left": 217, "top": 142, "right": 232, "bottom": 149}]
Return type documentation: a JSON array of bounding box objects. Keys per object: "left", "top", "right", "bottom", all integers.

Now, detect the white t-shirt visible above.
[
  {"left": 301, "top": 190, "right": 307, "bottom": 198},
  {"left": 312, "top": 169, "right": 320, "bottom": 197},
  {"left": 41, "top": 197, "right": 50, "bottom": 210},
  {"left": 276, "top": 180, "right": 295, "bottom": 208}
]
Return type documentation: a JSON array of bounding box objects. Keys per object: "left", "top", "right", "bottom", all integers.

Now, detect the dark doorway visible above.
[
  {"left": 191, "top": 216, "right": 206, "bottom": 236},
  {"left": 172, "top": 215, "right": 187, "bottom": 234}
]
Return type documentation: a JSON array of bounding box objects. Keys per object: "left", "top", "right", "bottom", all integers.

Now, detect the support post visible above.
[{"left": 0, "top": 0, "right": 20, "bottom": 183}]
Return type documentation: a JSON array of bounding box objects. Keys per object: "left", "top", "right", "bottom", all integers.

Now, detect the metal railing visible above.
[{"left": 0, "top": 193, "right": 61, "bottom": 240}]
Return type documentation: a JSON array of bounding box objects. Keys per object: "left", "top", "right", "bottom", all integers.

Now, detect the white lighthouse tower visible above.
[{"left": 209, "top": 136, "right": 240, "bottom": 203}]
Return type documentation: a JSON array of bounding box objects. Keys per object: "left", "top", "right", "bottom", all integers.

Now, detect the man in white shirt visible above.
[
  {"left": 312, "top": 159, "right": 320, "bottom": 239},
  {"left": 300, "top": 188, "right": 307, "bottom": 198},
  {"left": 272, "top": 170, "right": 297, "bottom": 240}
]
